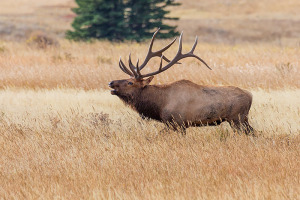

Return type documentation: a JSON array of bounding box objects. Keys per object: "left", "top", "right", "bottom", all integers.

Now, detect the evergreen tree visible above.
[
  {"left": 66, "top": 0, "right": 127, "bottom": 41},
  {"left": 66, "top": 0, "right": 180, "bottom": 41},
  {"left": 126, "top": 0, "right": 180, "bottom": 41}
]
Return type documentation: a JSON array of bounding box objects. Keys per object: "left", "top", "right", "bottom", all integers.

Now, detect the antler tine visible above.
[
  {"left": 138, "top": 28, "right": 177, "bottom": 70},
  {"left": 136, "top": 59, "right": 142, "bottom": 77},
  {"left": 187, "top": 36, "right": 212, "bottom": 70},
  {"left": 119, "top": 57, "right": 134, "bottom": 76},
  {"left": 157, "top": 37, "right": 177, "bottom": 55},
  {"left": 119, "top": 61, "right": 129, "bottom": 75},
  {"left": 136, "top": 32, "right": 212, "bottom": 78},
  {"left": 159, "top": 55, "right": 163, "bottom": 71},
  {"left": 190, "top": 36, "right": 198, "bottom": 54},
  {"left": 147, "top": 28, "right": 160, "bottom": 54},
  {"left": 188, "top": 54, "right": 212, "bottom": 70},
  {"left": 177, "top": 31, "right": 183, "bottom": 55},
  {"left": 128, "top": 53, "right": 138, "bottom": 77}
]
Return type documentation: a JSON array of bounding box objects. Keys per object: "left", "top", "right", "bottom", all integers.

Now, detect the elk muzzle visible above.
[{"left": 108, "top": 81, "right": 117, "bottom": 95}]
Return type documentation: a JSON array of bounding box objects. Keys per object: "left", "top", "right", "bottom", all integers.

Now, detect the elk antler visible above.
[
  {"left": 119, "top": 28, "right": 176, "bottom": 77},
  {"left": 118, "top": 29, "right": 211, "bottom": 79},
  {"left": 137, "top": 28, "right": 177, "bottom": 71}
]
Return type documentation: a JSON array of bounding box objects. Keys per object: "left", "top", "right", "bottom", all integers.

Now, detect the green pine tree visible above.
[
  {"left": 126, "top": 0, "right": 180, "bottom": 41},
  {"left": 66, "top": 0, "right": 127, "bottom": 41},
  {"left": 66, "top": 0, "right": 180, "bottom": 41}
]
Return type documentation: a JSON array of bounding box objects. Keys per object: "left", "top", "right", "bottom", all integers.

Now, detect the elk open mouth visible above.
[
  {"left": 109, "top": 81, "right": 117, "bottom": 95},
  {"left": 110, "top": 89, "right": 117, "bottom": 95}
]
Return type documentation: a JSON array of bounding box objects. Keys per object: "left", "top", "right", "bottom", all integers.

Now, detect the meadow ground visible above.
[
  {"left": 0, "top": 0, "right": 300, "bottom": 199},
  {"left": 0, "top": 89, "right": 299, "bottom": 199},
  {"left": 1, "top": 0, "right": 300, "bottom": 45},
  {"left": 0, "top": 40, "right": 299, "bottom": 199}
]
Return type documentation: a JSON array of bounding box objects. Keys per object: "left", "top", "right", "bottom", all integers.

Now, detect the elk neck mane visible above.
[{"left": 117, "top": 84, "right": 167, "bottom": 121}]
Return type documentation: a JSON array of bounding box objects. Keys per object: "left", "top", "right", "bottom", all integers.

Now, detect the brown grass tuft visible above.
[{"left": 26, "top": 31, "right": 59, "bottom": 49}]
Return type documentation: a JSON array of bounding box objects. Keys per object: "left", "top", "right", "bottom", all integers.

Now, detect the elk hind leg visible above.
[
  {"left": 243, "top": 117, "right": 254, "bottom": 135},
  {"left": 230, "top": 117, "right": 254, "bottom": 135}
]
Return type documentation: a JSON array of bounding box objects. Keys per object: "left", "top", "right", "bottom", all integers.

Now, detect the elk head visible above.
[
  {"left": 109, "top": 28, "right": 211, "bottom": 99},
  {"left": 109, "top": 76, "right": 154, "bottom": 97}
]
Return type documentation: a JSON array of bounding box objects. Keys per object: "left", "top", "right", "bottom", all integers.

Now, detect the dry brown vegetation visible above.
[
  {"left": 0, "top": 89, "right": 299, "bottom": 199},
  {"left": 0, "top": 41, "right": 299, "bottom": 90},
  {"left": 0, "top": 0, "right": 300, "bottom": 199},
  {"left": 0, "top": 40, "right": 299, "bottom": 199}
]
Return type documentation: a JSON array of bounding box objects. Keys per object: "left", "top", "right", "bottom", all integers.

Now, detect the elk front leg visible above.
[
  {"left": 165, "top": 122, "right": 186, "bottom": 135},
  {"left": 167, "top": 119, "right": 187, "bottom": 135}
]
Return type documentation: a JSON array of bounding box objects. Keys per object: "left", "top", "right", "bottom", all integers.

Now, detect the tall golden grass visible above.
[
  {"left": 0, "top": 40, "right": 299, "bottom": 90},
  {"left": 0, "top": 39, "right": 299, "bottom": 199},
  {"left": 0, "top": 89, "right": 299, "bottom": 199}
]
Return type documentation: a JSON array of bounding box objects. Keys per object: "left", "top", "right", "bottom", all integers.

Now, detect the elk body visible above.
[{"left": 109, "top": 29, "right": 254, "bottom": 134}]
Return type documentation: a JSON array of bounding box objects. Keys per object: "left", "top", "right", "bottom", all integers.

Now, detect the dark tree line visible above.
[{"left": 66, "top": 0, "right": 180, "bottom": 41}]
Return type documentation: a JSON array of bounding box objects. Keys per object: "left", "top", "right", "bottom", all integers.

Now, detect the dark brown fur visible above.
[{"left": 109, "top": 77, "right": 254, "bottom": 134}]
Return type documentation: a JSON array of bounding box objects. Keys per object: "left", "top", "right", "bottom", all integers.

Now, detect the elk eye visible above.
[{"left": 128, "top": 82, "right": 133, "bottom": 85}]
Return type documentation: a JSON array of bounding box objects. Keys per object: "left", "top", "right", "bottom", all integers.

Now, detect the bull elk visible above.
[{"left": 109, "top": 29, "right": 254, "bottom": 134}]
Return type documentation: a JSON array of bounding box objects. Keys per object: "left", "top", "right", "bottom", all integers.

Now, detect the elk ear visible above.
[{"left": 142, "top": 76, "right": 154, "bottom": 86}]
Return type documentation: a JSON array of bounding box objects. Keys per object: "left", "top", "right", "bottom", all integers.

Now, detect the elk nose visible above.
[{"left": 108, "top": 81, "right": 114, "bottom": 88}]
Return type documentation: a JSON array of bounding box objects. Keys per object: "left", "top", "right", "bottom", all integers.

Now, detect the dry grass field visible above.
[
  {"left": 0, "top": 41, "right": 299, "bottom": 90},
  {"left": 0, "top": 39, "right": 299, "bottom": 200},
  {"left": 0, "top": 88, "right": 299, "bottom": 199},
  {"left": 0, "top": 0, "right": 300, "bottom": 199}
]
